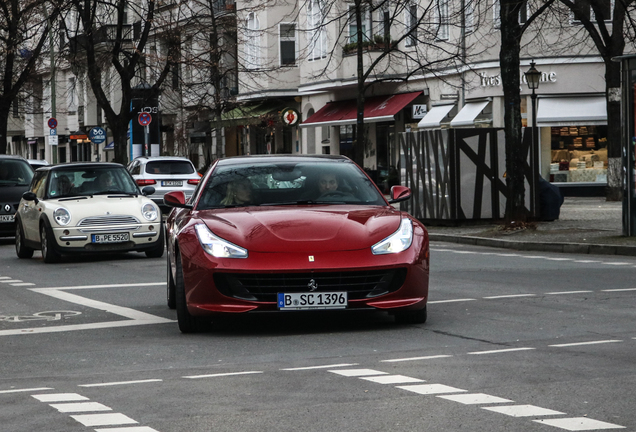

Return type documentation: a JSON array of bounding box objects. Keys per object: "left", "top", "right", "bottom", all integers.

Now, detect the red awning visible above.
[{"left": 300, "top": 91, "right": 423, "bottom": 127}]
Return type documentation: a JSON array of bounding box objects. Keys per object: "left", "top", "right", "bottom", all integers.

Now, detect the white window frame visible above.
[
  {"left": 245, "top": 13, "right": 261, "bottom": 69},
  {"left": 437, "top": 0, "right": 450, "bottom": 40},
  {"left": 307, "top": 0, "right": 327, "bottom": 60},
  {"left": 374, "top": 6, "right": 390, "bottom": 43},
  {"left": 348, "top": 5, "right": 372, "bottom": 44},
  {"left": 279, "top": 22, "right": 297, "bottom": 66}
]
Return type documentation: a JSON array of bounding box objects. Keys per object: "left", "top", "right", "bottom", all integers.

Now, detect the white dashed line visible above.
[
  {"left": 79, "top": 379, "right": 163, "bottom": 387},
  {"left": 483, "top": 404, "right": 565, "bottom": 417},
  {"left": 328, "top": 369, "right": 388, "bottom": 377},
  {"left": 95, "top": 427, "right": 160, "bottom": 432},
  {"left": 468, "top": 347, "right": 536, "bottom": 355},
  {"left": 483, "top": 294, "right": 536, "bottom": 299},
  {"left": 549, "top": 340, "right": 623, "bottom": 347},
  {"left": 573, "top": 260, "right": 602, "bottom": 263},
  {"left": 602, "top": 262, "right": 631, "bottom": 266},
  {"left": 70, "top": 413, "right": 138, "bottom": 427},
  {"left": 546, "top": 291, "right": 594, "bottom": 295},
  {"left": 0, "top": 280, "right": 22, "bottom": 283},
  {"left": 183, "top": 371, "right": 263, "bottom": 379},
  {"left": 50, "top": 402, "right": 112, "bottom": 413},
  {"left": 10, "top": 282, "right": 35, "bottom": 286},
  {"left": 32, "top": 393, "right": 89, "bottom": 402},
  {"left": 602, "top": 288, "right": 636, "bottom": 292},
  {"left": 438, "top": 393, "right": 513, "bottom": 404},
  {"left": 428, "top": 298, "right": 476, "bottom": 304},
  {"left": 397, "top": 384, "right": 467, "bottom": 395},
  {"left": 281, "top": 363, "right": 358, "bottom": 371},
  {"left": 381, "top": 355, "right": 453, "bottom": 363},
  {"left": 0, "top": 387, "right": 53, "bottom": 394},
  {"left": 533, "top": 417, "right": 626, "bottom": 430},
  {"left": 359, "top": 375, "right": 424, "bottom": 384}
]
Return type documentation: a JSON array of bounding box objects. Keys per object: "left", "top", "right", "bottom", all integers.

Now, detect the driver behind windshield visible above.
[{"left": 317, "top": 172, "right": 339, "bottom": 196}]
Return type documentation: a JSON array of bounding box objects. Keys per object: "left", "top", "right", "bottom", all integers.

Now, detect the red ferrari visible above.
[{"left": 164, "top": 155, "right": 429, "bottom": 333}]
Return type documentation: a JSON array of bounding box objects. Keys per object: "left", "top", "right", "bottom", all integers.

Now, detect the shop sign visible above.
[
  {"left": 412, "top": 104, "right": 427, "bottom": 119},
  {"left": 479, "top": 70, "right": 557, "bottom": 87},
  {"left": 281, "top": 108, "right": 300, "bottom": 126}
]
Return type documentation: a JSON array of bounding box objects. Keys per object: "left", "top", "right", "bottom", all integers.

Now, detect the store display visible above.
[{"left": 549, "top": 125, "right": 608, "bottom": 184}]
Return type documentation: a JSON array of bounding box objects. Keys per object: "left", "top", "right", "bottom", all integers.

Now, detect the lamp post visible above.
[{"left": 525, "top": 61, "right": 541, "bottom": 218}]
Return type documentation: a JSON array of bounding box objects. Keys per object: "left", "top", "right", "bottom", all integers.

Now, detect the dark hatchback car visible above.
[{"left": 0, "top": 155, "right": 35, "bottom": 237}]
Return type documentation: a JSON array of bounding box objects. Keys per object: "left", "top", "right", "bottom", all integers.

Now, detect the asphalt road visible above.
[{"left": 0, "top": 238, "right": 635, "bottom": 432}]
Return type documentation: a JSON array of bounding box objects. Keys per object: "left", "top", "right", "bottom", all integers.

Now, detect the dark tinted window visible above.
[
  {"left": 145, "top": 160, "right": 195, "bottom": 175},
  {"left": 0, "top": 160, "right": 34, "bottom": 186}
]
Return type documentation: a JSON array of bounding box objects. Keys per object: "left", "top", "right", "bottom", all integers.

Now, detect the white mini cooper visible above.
[{"left": 15, "top": 162, "right": 164, "bottom": 263}]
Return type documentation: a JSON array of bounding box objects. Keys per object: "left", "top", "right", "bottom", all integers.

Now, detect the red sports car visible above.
[{"left": 164, "top": 155, "right": 429, "bottom": 333}]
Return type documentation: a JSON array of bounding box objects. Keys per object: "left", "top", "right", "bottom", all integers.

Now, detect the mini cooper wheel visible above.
[
  {"left": 15, "top": 220, "right": 34, "bottom": 259},
  {"left": 175, "top": 252, "right": 200, "bottom": 333},
  {"left": 40, "top": 222, "right": 60, "bottom": 263}
]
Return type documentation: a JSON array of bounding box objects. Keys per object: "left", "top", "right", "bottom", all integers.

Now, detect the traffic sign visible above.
[
  {"left": 48, "top": 117, "right": 57, "bottom": 129},
  {"left": 138, "top": 112, "right": 152, "bottom": 126},
  {"left": 49, "top": 128, "right": 57, "bottom": 136},
  {"left": 89, "top": 127, "right": 106, "bottom": 144}
]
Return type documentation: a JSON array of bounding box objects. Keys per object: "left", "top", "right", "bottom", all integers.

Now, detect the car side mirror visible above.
[
  {"left": 164, "top": 191, "right": 193, "bottom": 209},
  {"left": 388, "top": 185, "right": 411, "bottom": 204},
  {"left": 142, "top": 186, "right": 156, "bottom": 196},
  {"left": 22, "top": 191, "right": 38, "bottom": 204}
]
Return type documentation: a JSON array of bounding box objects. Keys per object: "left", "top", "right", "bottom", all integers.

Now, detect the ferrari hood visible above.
[{"left": 197, "top": 206, "right": 403, "bottom": 253}]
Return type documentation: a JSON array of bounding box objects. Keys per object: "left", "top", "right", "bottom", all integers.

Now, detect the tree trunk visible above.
[
  {"left": 110, "top": 118, "right": 129, "bottom": 166},
  {"left": 0, "top": 102, "right": 9, "bottom": 154},
  {"left": 499, "top": 0, "right": 527, "bottom": 224}
]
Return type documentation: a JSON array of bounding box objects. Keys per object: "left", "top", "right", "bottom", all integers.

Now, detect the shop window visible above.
[{"left": 549, "top": 125, "right": 608, "bottom": 184}]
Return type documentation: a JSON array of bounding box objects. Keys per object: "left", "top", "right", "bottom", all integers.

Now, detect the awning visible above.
[
  {"left": 417, "top": 104, "right": 456, "bottom": 129},
  {"left": 300, "top": 91, "right": 422, "bottom": 127},
  {"left": 536, "top": 96, "right": 607, "bottom": 127},
  {"left": 450, "top": 100, "right": 491, "bottom": 128},
  {"left": 222, "top": 101, "right": 289, "bottom": 126}
]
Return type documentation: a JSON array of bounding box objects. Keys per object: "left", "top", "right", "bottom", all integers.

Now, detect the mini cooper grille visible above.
[
  {"left": 78, "top": 215, "right": 140, "bottom": 227},
  {"left": 214, "top": 269, "right": 407, "bottom": 302}
]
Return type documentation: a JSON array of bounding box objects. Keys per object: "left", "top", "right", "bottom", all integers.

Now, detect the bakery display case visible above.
[{"left": 549, "top": 125, "right": 608, "bottom": 183}]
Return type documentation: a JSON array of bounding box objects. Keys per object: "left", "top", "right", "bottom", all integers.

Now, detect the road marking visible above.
[
  {"left": 533, "top": 417, "right": 626, "bottom": 430},
  {"left": 549, "top": 340, "right": 622, "bottom": 347},
  {"left": 328, "top": 369, "right": 388, "bottom": 377},
  {"left": 0, "top": 279, "right": 22, "bottom": 283},
  {"left": 602, "top": 288, "right": 636, "bottom": 292},
  {"left": 438, "top": 393, "right": 513, "bottom": 404},
  {"left": 381, "top": 355, "right": 453, "bottom": 363},
  {"left": 483, "top": 294, "right": 536, "bottom": 299},
  {"left": 544, "top": 257, "right": 573, "bottom": 261},
  {"left": 70, "top": 413, "right": 138, "bottom": 427},
  {"left": 50, "top": 402, "right": 112, "bottom": 413},
  {"left": 0, "top": 387, "right": 52, "bottom": 394},
  {"left": 95, "top": 427, "right": 160, "bottom": 432},
  {"left": 546, "top": 291, "right": 594, "bottom": 295},
  {"left": 36, "top": 282, "right": 165, "bottom": 290},
  {"left": 573, "top": 260, "right": 602, "bottom": 263},
  {"left": 79, "top": 379, "right": 163, "bottom": 387},
  {"left": 184, "top": 371, "right": 263, "bottom": 379},
  {"left": 359, "top": 375, "right": 424, "bottom": 384},
  {"left": 397, "top": 384, "right": 467, "bottom": 395},
  {"left": 32, "top": 393, "right": 89, "bottom": 402},
  {"left": 602, "top": 262, "right": 631, "bottom": 266},
  {"left": 10, "top": 282, "right": 35, "bottom": 286},
  {"left": 483, "top": 404, "right": 565, "bottom": 417},
  {"left": 281, "top": 363, "right": 358, "bottom": 371},
  {"left": 468, "top": 347, "right": 536, "bottom": 355},
  {"left": 428, "top": 298, "right": 476, "bottom": 304}
]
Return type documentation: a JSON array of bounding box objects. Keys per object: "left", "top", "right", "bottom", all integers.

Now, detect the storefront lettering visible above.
[{"left": 479, "top": 71, "right": 557, "bottom": 87}]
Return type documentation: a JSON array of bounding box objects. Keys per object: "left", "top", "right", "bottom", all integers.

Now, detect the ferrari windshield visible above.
[
  {"left": 197, "top": 160, "right": 387, "bottom": 209},
  {"left": 47, "top": 167, "right": 140, "bottom": 199}
]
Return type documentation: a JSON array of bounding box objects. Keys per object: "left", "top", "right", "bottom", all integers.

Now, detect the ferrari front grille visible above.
[{"left": 214, "top": 269, "right": 407, "bottom": 302}]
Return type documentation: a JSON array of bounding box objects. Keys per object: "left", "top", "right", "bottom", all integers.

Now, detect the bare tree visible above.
[{"left": 0, "top": 0, "right": 60, "bottom": 154}]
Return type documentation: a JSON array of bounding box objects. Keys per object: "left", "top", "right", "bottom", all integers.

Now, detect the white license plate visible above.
[
  {"left": 277, "top": 292, "right": 347, "bottom": 310},
  {"left": 91, "top": 233, "right": 130, "bottom": 243},
  {"left": 0, "top": 214, "right": 14, "bottom": 223},
  {"left": 162, "top": 180, "right": 182, "bottom": 187}
]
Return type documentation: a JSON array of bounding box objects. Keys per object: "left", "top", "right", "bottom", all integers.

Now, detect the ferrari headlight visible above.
[
  {"left": 371, "top": 219, "right": 413, "bottom": 255},
  {"left": 53, "top": 207, "right": 71, "bottom": 226},
  {"left": 195, "top": 223, "right": 248, "bottom": 259},
  {"left": 142, "top": 203, "right": 159, "bottom": 221}
]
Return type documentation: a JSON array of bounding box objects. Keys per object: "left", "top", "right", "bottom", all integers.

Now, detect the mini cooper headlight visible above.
[
  {"left": 53, "top": 207, "right": 71, "bottom": 226},
  {"left": 195, "top": 223, "right": 248, "bottom": 259},
  {"left": 371, "top": 219, "right": 413, "bottom": 255},
  {"left": 141, "top": 203, "right": 159, "bottom": 221}
]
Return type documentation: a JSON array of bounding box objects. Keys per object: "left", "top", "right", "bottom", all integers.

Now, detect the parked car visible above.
[
  {"left": 14, "top": 162, "right": 164, "bottom": 263},
  {"left": 0, "top": 155, "right": 35, "bottom": 238},
  {"left": 27, "top": 159, "right": 49, "bottom": 170},
  {"left": 164, "top": 155, "right": 429, "bottom": 333},
  {"left": 127, "top": 156, "right": 201, "bottom": 209}
]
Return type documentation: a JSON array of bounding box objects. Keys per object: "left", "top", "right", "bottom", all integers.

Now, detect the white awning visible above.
[
  {"left": 450, "top": 100, "right": 491, "bottom": 128},
  {"left": 536, "top": 96, "right": 607, "bottom": 127},
  {"left": 417, "top": 104, "right": 455, "bottom": 129}
]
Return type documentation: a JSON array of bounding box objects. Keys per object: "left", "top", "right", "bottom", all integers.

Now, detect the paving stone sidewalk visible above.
[{"left": 426, "top": 197, "right": 636, "bottom": 256}]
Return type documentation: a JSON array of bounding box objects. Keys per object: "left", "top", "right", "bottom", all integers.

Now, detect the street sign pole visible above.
[{"left": 144, "top": 124, "right": 149, "bottom": 156}]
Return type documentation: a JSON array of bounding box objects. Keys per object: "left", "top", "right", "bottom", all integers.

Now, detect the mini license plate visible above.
[
  {"left": 0, "top": 214, "right": 14, "bottom": 223},
  {"left": 91, "top": 233, "right": 130, "bottom": 243},
  {"left": 277, "top": 292, "right": 347, "bottom": 310},
  {"left": 162, "top": 180, "right": 182, "bottom": 187}
]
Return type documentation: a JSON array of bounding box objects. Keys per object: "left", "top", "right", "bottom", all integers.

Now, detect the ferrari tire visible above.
[
  {"left": 145, "top": 225, "right": 165, "bottom": 258},
  {"left": 175, "top": 252, "right": 200, "bottom": 333},
  {"left": 15, "top": 219, "right": 34, "bottom": 259},
  {"left": 394, "top": 306, "right": 427, "bottom": 324},
  {"left": 40, "top": 222, "right": 60, "bottom": 263},
  {"left": 167, "top": 253, "right": 176, "bottom": 310}
]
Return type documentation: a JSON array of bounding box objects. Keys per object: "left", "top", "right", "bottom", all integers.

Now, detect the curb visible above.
[{"left": 429, "top": 234, "right": 636, "bottom": 257}]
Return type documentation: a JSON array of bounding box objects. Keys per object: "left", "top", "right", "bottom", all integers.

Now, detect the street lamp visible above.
[{"left": 525, "top": 60, "right": 541, "bottom": 218}]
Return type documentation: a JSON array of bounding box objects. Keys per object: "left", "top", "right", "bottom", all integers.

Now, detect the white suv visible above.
[{"left": 127, "top": 156, "right": 200, "bottom": 208}]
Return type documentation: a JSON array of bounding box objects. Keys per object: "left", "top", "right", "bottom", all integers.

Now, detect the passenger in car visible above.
[{"left": 221, "top": 178, "right": 253, "bottom": 206}]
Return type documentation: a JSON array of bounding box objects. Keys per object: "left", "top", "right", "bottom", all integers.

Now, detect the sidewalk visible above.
[{"left": 426, "top": 197, "right": 636, "bottom": 256}]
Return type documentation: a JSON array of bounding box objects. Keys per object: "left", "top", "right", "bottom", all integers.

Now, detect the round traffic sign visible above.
[
  {"left": 89, "top": 127, "right": 106, "bottom": 144},
  {"left": 138, "top": 112, "right": 152, "bottom": 126},
  {"left": 48, "top": 117, "right": 57, "bottom": 129}
]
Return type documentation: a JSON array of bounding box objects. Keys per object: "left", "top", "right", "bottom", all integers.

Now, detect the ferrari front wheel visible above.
[{"left": 175, "top": 252, "right": 200, "bottom": 333}]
